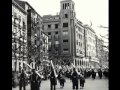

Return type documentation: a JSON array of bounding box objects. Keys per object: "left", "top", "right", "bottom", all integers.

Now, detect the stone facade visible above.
[
  {"left": 42, "top": 0, "right": 89, "bottom": 70},
  {"left": 12, "top": 0, "right": 27, "bottom": 72}
]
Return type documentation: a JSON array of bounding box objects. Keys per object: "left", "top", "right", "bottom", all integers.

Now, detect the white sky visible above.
[{"left": 21, "top": 0, "right": 108, "bottom": 44}]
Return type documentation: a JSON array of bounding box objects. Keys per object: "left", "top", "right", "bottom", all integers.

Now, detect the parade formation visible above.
[
  {"left": 12, "top": 0, "right": 109, "bottom": 90},
  {"left": 12, "top": 61, "right": 109, "bottom": 90}
]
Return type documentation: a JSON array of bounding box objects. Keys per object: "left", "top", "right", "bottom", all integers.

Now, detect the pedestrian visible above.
[
  {"left": 58, "top": 69, "right": 66, "bottom": 88},
  {"left": 30, "top": 69, "right": 38, "bottom": 90},
  {"left": 50, "top": 69, "right": 57, "bottom": 90},
  {"left": 98, "top": 69, "right": 102, "bottom": 79},
  {"left": 37, "top": 76, "right": 42, "bottom": 90},
  {"left": 79, "top": 74, "right": 85, "bottom": 89},
  {"left": 19, "top": 69, "right": 27, "bottom": 90},
  {"left": 84, "top": 69, "right": 87, "bottom": 78},
  {"left": 71, "top": 68, "right": 79, "bottom": 90},
  {"left": 91, "top": 69, "right": 96, "bottom": 79}
]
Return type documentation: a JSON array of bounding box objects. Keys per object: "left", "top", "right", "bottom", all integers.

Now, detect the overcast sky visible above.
[{"left": 21, "top": 0, "right": 108, "bottom": 44}]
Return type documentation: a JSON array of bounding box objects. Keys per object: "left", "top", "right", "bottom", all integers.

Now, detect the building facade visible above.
[
  {"left": 42, "top": 0, "right": 88, "bottom": 70},
  {"left": 12, "top": 0, "right": 27, "bottom": 72},
  {"left": 96, "top": 36, "right": 104, "bottom": 66},
  {"left": 84, "top": 25, "right": 99, "bottom": 68},
  {"left": 14, "top": 0, "right": 48, "bottom": 70}
]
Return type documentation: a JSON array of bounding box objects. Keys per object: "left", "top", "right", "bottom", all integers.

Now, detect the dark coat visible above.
[
  {"left": 30, "top": 73, "right": 38, "bottom": 90},
  {"left": 50, "top": 72, "right": 57, "bottom": 85},
  {"left": 19, "top": 73, "right": 26, "bottom": 85},
  {"left": 71, "top": 71, "right": 79, "bottom": 83},
  {"left": 79, "top": 75, "right": 85, "bottom": 83},
  {"left": 58, "top": 72, "right": 65, "bottom": 83}
]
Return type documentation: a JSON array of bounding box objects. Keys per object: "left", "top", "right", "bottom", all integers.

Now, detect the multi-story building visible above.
[
  {"left": 96, "top": 36, "right": 104, "bottom": 66},
  {"left": 84, "top": 25, "right": 99, "bottom": 68},
  {"left": 42, "top": 0, "right": 88, "bottom": 70},
  {"left": 12, "top": 0, "right": 27, "bottom": 72},
  {"left": 42, "top": 15, "right": 61, "bottom": 65},
  {"left": 14, "top": 0, "right": 48, "bottom": 70}
]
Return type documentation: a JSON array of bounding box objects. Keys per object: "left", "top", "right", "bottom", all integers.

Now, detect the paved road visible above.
[{"left": 12, "top": 77, "right": 108, "bottom": 90}]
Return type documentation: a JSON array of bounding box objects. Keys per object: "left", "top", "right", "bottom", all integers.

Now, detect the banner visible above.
[
  {"left": 22, "top": 61, "right": 44, "bottom": 78},
  {"left": 50, "top": 60, "right": 58, "bottom": 78},
  {"left": 71, "top": 63, "right": 80, "bottom": 75}
]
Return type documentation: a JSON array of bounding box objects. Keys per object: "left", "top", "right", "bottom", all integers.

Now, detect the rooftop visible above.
[{"left": 42, "top": 15, "right": 60, "bottom": 22}]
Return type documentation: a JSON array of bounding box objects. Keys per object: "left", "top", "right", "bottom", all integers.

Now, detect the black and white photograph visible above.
[{"left": 12, "top": 0, "right": 109, "bottom": 90}]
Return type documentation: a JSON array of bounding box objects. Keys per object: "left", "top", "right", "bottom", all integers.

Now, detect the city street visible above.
[{"left": 12, "top": 76, "right": 108, "bottom": 90}]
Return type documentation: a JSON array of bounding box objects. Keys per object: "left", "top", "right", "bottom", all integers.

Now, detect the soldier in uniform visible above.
[
  {"left": 30, "top": 69, "right": 38, "bottom": 90},
  {"left": 79, "top": 74, "right": 85, "bottom": 89},
  {"left": 98, "top": 69, "right": 102, "bottom": 79},
  {"left": 71, "top": 68, "right": 79, "bottom": 90},
  {"left": 37, "top": 75, "right": 42, "bottom": 90},
  {"left": 58, "top": 69, "right": 65, "bottom": 88},
  {"left": 50, "top": 69, "right": 57, "bottom": 90},
  {"left": 91, "top": 69, "right": 96, "bottom": 79},
  {"left": 19, "top": 69, "right": 27, "bottom": 90}
]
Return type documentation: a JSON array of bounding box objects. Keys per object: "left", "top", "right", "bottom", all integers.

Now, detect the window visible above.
[
  {"left": 65, "top": 14, "right": 68, "bottom": 18},
  {"left": 75, "top": 59, "right": 77, "bottom": 66},
  {"left": 63, "top": 23, "right": 68, "bottom": 27},
  {"left": 63, "top": 40, "right": 68, "bottom": 45},
  {"left": 76, "top": 40, "right": 78, "bottom": 45},
  {"left": 48, "top": 24, "right": 51, "bottom": 28},
  {"left": 63, "top": 30, "right": 68, "bottom": 35},
  {"left": 23, "top": 21, "right": 26, "bottom": 29},
  {"left": 48, "top": 32, "right": 51, "bottom": 35},
  {"left": 55, "top": 24, "right": 58, "bottom": 29},
  {"left": 67, "top": 3, "right": 69, "bottom": 9},
  {"left": 63, "top": 48, "right": 68, "bottom": 51},
  {"left": 55, "top": 41, "right": 59, "bottom": 44},
  {"left": 55, "top": 31, "right": 58, "bottom": 34},
  {"left": 63, "top": 4, "right": 64, "bottom": 9},
  {"left": 63, "top": 40, "right": 68, "bottom": 42},
  {"left": 65, "top": 3, "right": 67, "bottom": 9}
]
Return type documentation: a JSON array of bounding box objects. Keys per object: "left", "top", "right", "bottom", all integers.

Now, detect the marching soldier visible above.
[
  {"left": 92, "top": 69, "right": 96, "bottom": 79},
  {"left": 98, "top": 69, "right": 102, "bottom": 79},
  {"left": 19, "top": 69, "right": 27, "bottom": 90},
  {"left": 50, "top": 69, "right": 57, "bottom": 90},
  {"left": 37, "top": 75, "right": 42, "bottom": 90},
  {"left": 71, "top": 68, "right": 79, "bottom": 90},
  {"left": 58, "top": 69, "right": 66, "bottom": 88},
  {"left": 79, "top": 73, "right": 85, "bottom": 89},
  {"left": 30, "top": 69, "right": 38, "bottom": 90}
]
